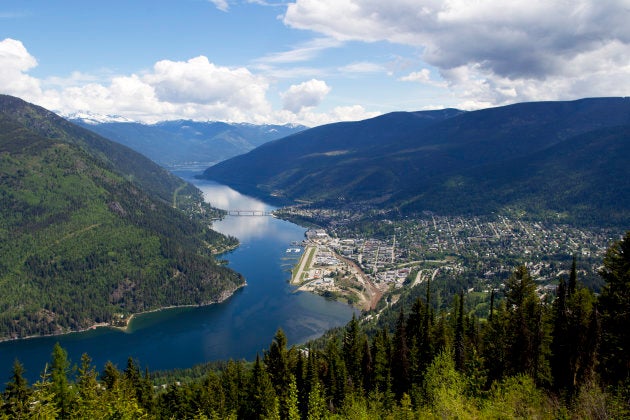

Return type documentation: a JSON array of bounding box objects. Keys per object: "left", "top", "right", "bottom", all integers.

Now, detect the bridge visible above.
[{"left": 227, "top": 209, "right": 273, "bottom": 216}]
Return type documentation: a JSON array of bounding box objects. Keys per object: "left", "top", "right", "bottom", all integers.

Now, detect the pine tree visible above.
[
  {"left": 342, "top": 314, "right": 365, "bottom": 392},
  {"left": 391, "top": 307, "right": 410, "bottom": 398},
  {"left": 101, "top": 360, "right": 120, "bottom": 390},
  {"left": 28, "top": 365, "right": 60, "bottom": 419},
  {"left": 504, "top": 265, "right": 551, "bottom": 384},
  {"left": 200, "top": 370, "right": 226, "bottom": 418},
  {"left": 371, "top": 328, "right": 393, "bottom": 409},
  {"left": 123, "top": 357, "right": 153, "bottom": 412},
  {"left": 50, "top": 342, "right": 73, "bottom": 417},
  {"left": 241, "top": 354, "right": 279, "bottom": 419},
  {"left": 598, "top": 231, "right": 630, "bottom": 385},
  {"left": 324, "top": 337, "right": 347, "bottom": 412},
  {"left": 286, "top": 374, "right": 301, "bottom": 420},
  {"left": 75, "top": 353, "right": 102, "bottom": 418},
  {"left": 2, "top": 360, "right": 31, "bottom": 418},
  {"left": 406, "top": 298, "right": 425, "bottom": 388},
  {"left": 222, "top": 359, "right": 247, "bottom": 415},
  {"left": 264, "top": 329, "right": 293, "bottom": 419},
  {"left": 454, "top": 290, "right": 465, "bottom": 372},
  {"left": 482, "top": 300, "right": 508, "bottom": 385},
  {"left": 566, "top": 287, "right": 598, "bottom": 393},
  {"left": 568, "top": 255, "right": 578, "bottom": 297},
  {"left": 551, "top": 276, "right": 571, "bottom": 391},
  {"left": 307, "top": 380, "right": 326, "bottom": 420}
]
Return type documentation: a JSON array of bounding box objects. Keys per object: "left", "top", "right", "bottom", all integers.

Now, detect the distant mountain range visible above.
[
  {"left": 0, "top": 95, "right": 243, "bottom": 339},
  {"left": 201, "top": 98, "right": 630, "bottom": 227},
  {"left": 71, "top": 117, "right": 306, "bottom": 170}
]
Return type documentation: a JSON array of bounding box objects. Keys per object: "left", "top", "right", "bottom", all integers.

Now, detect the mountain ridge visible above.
[
  {"left": 72, "top": 118, "right": 307, "bottom": 170},
  {"left": 201, "top": 97, "right": 630, "bottom": 226}
]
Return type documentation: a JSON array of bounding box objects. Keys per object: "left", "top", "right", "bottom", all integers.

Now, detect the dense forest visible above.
[
  {"left": 2, "top": 232, "right": 628, "bottom": 419},
  {"left": 0, "top": 96, "right": 243, "bottom": 339}
]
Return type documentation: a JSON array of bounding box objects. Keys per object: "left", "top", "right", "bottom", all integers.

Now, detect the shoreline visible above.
[{"left": 0, "top": 282, "right": 246, "bottom": 343}]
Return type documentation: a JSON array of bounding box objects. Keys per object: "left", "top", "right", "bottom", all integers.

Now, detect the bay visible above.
[{"left": 0, "top": 172, "right": 355, "bottom": 383}]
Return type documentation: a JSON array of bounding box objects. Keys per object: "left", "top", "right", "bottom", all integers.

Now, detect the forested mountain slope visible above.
[
  {"left": 0, "top": 95, "right": 244, "bottom": 339},
  {"left": 72, "top": 119, "right": 306, "bottom": 169},
  {"left": 202, "top": 98, "right": 630, "bottom": 226}
]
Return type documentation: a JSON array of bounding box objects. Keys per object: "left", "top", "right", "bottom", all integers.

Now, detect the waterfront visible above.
[{"left": 0, "top": 173, "right": 356, "bottom": 382}]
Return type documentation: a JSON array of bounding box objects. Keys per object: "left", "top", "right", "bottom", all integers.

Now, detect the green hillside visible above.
[
  {"left": 0, "top": 96, "right": 244, "bottom": 339},
  {"left": 202, "top": 98, "right": 630, "bottom": 226}
]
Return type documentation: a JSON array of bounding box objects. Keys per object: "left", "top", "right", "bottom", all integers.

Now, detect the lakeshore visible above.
[
  {"left": 0, "top": 178, "right": 356, "bottom": 384},
  {"left": 0, "top": 283, "right": 247, "bottom": 343}
]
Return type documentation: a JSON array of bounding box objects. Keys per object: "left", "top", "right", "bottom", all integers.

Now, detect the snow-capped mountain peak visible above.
[{"left": 63, "top": 111, "right": 136, "bottom": 124}]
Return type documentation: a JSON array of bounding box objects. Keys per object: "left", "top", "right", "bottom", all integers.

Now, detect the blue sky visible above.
[{"left": 1, "top": 0, "right": 629, "bottom": 125}]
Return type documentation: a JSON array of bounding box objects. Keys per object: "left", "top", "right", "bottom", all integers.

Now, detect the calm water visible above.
[{"left": 0, "top": 172, "right": 355, "bottom": 383}]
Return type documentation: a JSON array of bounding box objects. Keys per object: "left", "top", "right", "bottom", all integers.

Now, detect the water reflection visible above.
[
  {"left": 202, "top": 182, "right": 271, "bottom": 213},
  {"left": 196, "top": 180, "right": 284, "bottom": 242}
]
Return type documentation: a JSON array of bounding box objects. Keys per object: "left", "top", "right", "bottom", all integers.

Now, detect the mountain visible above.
[
  {"left": 71, "top": 118, "right": 306, "bottom": 170},
  {"left": 201, "top": 98, "right": 630, "bottom": 226},
  {"left": 64, "top": 110, "right": 135, "bottom": 124},
  {"left": 0, "top": 95, "right": 244, "bottom": 339}
]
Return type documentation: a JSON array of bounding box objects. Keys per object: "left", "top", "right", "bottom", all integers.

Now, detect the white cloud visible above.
[
  {"left": 276, "top": 104, "right": 380, "bottom": 126},
  {"left": 339, "top": 61, "right": 384, "bottom": 74},
  {"left": 209, "top": 0, "right": 229, "bottom": 12},
  {"left": 0, "top": 37, "right": 374, "bottom": 125},
  {"left": 283, "top": 0, "right": 630, "bottom": 107},
  {"left": 145, "top": 56, "right": 269, "bottom": 111},
  {"left": 281, "top": 79, "right": 331, "bottom": 112},
  {"left": 0, "top": 38, "right": 42, "bottom": 99},
  {"left": 257, "top": 37, "right": 342, "bottom": 64},
  {"left": 399, "top": 69, "right": 447, "bottom": 87}
]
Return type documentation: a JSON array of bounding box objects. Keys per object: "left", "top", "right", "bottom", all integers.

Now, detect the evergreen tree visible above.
[
  {"left": 420, "top": 278, "right": 435, "bottom": 373},
  {"left": 324, "top": 337, "right": 347, "bottom": 412},
  {"left": 222, "top": 359, "right": 247, "bottom": 415},
  {"left": 199, "top": 370, "right": 226, "bottom": 418},
  {"left": 28, "top": 366, "right": 60, "bottom": 419},
  {"left": 598, "top": 231, "right": 630, "bottom": 385},
  {"left": 294, "top": 351, "right": 308, "bottom": 418},
  {"left": 286, "top": 374, "right": 301, "bottom": 420},
  {"left": 454, "top": 291, "right": 465, "bottom": 372},
  {"left": 482, "top": 300, "right": 509, "bottom": 386},
  {"left": 370, "top": 328, "right": 389, "bottom": 394},
  {"left": 391, "top": 308, "right": 410, "bottom": 398},
  {"left": 2, "top": 360, "right": 31, "bottom": 418},
  {"left": 569, "top": 255, "right": 578, "bottom": 297},
  {"left": 551, "top": 276, "right": 570, "bottom": 391},
  {"left": 360, "top": 338, "right": 373, "bottom": 394},
  {"left": 504, "top": 265, "right": 551, "bottom": 384},
  {"left": 489, "top": 289, "right": 495, "bottom": 322},
  {"left": 566, "top": 287, "right": 598, "bottom": 393},
  {"left": 406, "top": 298, "right": 425, "bottom": 389},
  {"left": 123, "top": 358, "right": 154, "bottom": 413},
  {"left": 240, "top": 354, "right": 279, "bottom": 419},
  {"left": 50, "top": 342, "right": 73, "bottom": 417},
  {"left": 101, "top": 361, "right": 120, "bottom": 390},
  {"left": 75, "top": 353, "right": 102, "bottom": 418},
  {"left": 307, "top": 380, "right": 326, "bottom": 420},
  {"left": 264, "top": 329, "right": 293, "bottom": 419},
  {"left": 342, "top": 314, "right": 365, "bottom": 392}
]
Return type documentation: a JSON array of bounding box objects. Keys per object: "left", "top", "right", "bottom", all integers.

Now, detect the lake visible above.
[{"left": 0, "top": 173, "right": 356, "bottom": 383}]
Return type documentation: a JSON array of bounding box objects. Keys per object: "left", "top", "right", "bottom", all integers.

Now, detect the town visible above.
[{"left": 281, "top": 206, "right": 620, "bottom": 312}]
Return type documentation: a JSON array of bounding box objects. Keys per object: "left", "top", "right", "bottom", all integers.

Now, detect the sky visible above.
[{"left": 1, "top": 0, "right": 629, "bottom": 126}]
